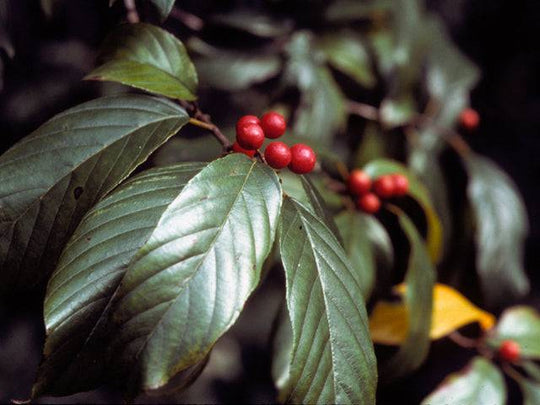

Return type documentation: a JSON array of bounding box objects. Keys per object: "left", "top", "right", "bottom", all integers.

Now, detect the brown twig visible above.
[
  {"left": 448, "top": 331, "right": 479, "bottom": 349},
  {"left": 170, "top": 7, "right": 204, "bottom": 30},
  {"left": 412, "top": 115, "right": 472, "bottom": 157},
  {"left": 123, "top": 0, "right": 140, "bottom": 23},
  {"left": 346, "top": 100, "right": 379, "bottom": 121},
  {"left": 181, "top": 101, "right": 232, "bottom": 150}
]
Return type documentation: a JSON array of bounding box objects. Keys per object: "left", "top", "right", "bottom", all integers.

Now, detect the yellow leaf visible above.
[{"left": 369, "top": 283, "right": 496, "bottom": 345}]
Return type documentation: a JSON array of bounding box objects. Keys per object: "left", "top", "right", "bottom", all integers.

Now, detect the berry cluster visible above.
[
  {"left": 347, "top": 170, "right": 409, "bottom": 214},
  {"left": 232, "top": 112, "right": 316, "bottom": 174}
]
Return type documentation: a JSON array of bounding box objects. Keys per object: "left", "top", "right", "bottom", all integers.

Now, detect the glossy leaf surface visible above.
[
  {"left": 86, "top": 23, "right": 198, "bottom": 100},
  {"left": 34, "top": 163, "right": 205, "bottom": 397},
  {"left": 277, "top": 197, "right": 376, "bottom": 404},
  {"left": 0, "top": 95, "right": 189, "bottom": 292},
  {"left": 112, "top": 154, "right": 282, "bottom": 390}
]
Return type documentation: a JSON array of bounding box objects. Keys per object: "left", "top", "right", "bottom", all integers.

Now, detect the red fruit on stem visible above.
[
  {"left": 260, "top": 111, "right": 287, "bottom": 139},
  {"left": 264, "top": 141, "right": 292, "bottom": 169},
  {"left": 348, "top": 170, "right": 372, "bottom": 195},
  {"left": 460, "top": 108, "right": 480, "bottom": 131},
  {"left": 288, "top": 144, "right": 316, "bottom": 174},
  {"left": 236, "top": 115, "right": 260, "bottom": 133},
  {"left": 373, "top": 175, "right": 395, "bottom": 198},
  {"left": 357, "top": 193, "right": 381, "bottom": 214},
  {"left": 392, "top": 174, "right": 409, "bottom": 196},
  {"left": 236, "top": 123, "right": 265, "bottom": 150},
  {"left": 499, "top": 340, "right": 520, "bottom": 362},
  {"left": 232, "top": 141, "right": 256, "bottom": 157}
]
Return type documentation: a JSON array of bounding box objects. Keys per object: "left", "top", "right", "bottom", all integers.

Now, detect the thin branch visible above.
[
  {"left": 448, "top": 331, "right": 479, "bottom": 349},
  {"left": 346, "top": 100, "right": 379, "bottom": 121},
  {"left": 170, "top": 7, "right": 204, "bottom": 31},
  {"left": 412, "top": 115, "right": 472, "bottom": 157},
  {"left": 123, "top": 0, "right": 139, "bottom": 23},
  {"left": 181, "top": 101, "right": 232, "bottom": 150}
]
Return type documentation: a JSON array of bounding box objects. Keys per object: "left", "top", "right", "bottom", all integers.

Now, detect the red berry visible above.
[
  {"left": 236, "top": 123, "right": 265, "bottom": 150},
  {"left": 236, "top": 115, "right": 260, "bottom": 133},
  {"left": 357, "top": 193, "right": 381, "bottom": 214},
  {"left": 260, "top": 111, "right": 287, "bottom": 139},
  {"left": 392, "top": 174, "right": 409, "bottom": 196},
  {"left": 288, "top": 144, "right": 316, "bottom": 174},
  {"left": 232, "top": 141, "right": 256, "bottom": 157},
  {"left": 348, "top": 170, "right": 372, "bottom": 195},
  {"left": 264, "top": 142, "right": 292, "bottom": 169},
  {"left": 460, "top": 108, "right": 480, "bottom": 131},
  {"left": 499, "top": 340, "right": 520, "bottom": 362},
  {"left": 373, "top": 175, "right": 395, "bottom": 198}
]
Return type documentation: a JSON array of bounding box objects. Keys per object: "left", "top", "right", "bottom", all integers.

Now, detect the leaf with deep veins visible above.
[
  {"left": 33, "top": 163, "right": 205, "bottom": 397},
  {"left": 277, "top": 197, "right": 377, "bottom": 404},
  {"left": 111, "top": 154, "right": 282, "bottom": 390},
  {"left": 0, "top": 95, "right": 189, "bottom": 292}
]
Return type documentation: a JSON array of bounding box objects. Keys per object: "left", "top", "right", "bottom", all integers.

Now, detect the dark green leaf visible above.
[
  {"left": 0, "top": 95, "right": 189, "bottom": 292},
  {"left": 196, "top": 53, "right": 281, "bottom": 91},
  {"left": 363, "top": 159, "right": 443, "bottom": 262},
  {"left": 381, "top": 207, "right": 435, "bottom": 380},
  {"left": 86, "top": 23, "right": 198, "bottom": 100},
  {"left": 353, "top": 122, "right": 389, "bottom": 168},
  {"left": 517, "top": 376, "right": 540, "bottom": 405},
  {"left": 486, "top": 306, "right": 540, "bottom": 359},
  {"left": 33, "top": 163, "right": 205, "bottom": 397},
  {"left": 111, "top": 154, "right": 282, "bottom": 391},
  {"left": 335, "top": 211, "right": 376, "bottom": 300},
  {"left": 464, "top": 154, "right": 529, "bottom": 306},
  {"left": 324, "top": 0, "right": 393, "bottom": 23},
  {"left": 210, "top": 11, "right": 293, "bottom": 38},
  {"left": 379, "top": 93, "right": 416, "bottom": 129},
  {"left": 421, "top": 357, "right": 506, "bottom": 405},
  {"left": 271, "top": 305, "right": 293, "bottom": 394},
  {"left": 277, "top": 197, "right": 377, "bottom": 404},
  {"left": 284, "top": 32, "right": 346, "bottom": 143},
  {"left": 318, "top": 31, "right": 376, "bottom": 88},
  {"left": 523, "top": 361, "right": 540, "bottom": 383},
  {"left": 148, "top": 0, "right": 175, "bottom": 20}
]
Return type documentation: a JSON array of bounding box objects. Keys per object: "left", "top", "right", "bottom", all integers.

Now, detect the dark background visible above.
[{"left": 0, "top": 0, "right": 538, "bottom": 403}]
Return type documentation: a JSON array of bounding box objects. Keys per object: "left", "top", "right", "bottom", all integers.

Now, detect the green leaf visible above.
[
  {"left": 421, "top": 357, "right": 506, "bottom": 405},
  {"left": 196, "top": 53, "right": 281, "bottom": 91},
  {"left": 335, "top": 211, "right": 376, "bottom": 300},
  {"left": 517, "top": 376, "right": 540, "bottom": 405},
  {"left": 0, "top": 95, "right": 189, "bottom": 292},
  {"left": 284, "top": 32, "right": 346, "bottom": 144},
  {"left": 33, "top": 163, "right": 205, "bottom": 397},
  {"left": 111, "top": 154, "right": 282, "bottom": 391},
  {"left": 271, "top": 305, "right": 294, "bottom": 394},
  {"left": 318, "top": 31, "right": 376, "bottom": 89},
  {"left": 381, "top": 207, "right": 435, "bottom": 380},
  {"left": 210, "top": 10, "right": 293, "bottom": 38},
  {"left": 464, "top": 154, "right": 529, "bottom": 306},
  {"left": 486, "top": 306, "right": 540, "bottom": 359},
  {"left": 277, "top": 197, "right": 377, "bottom": 404},
  {"left": 363, "top": 159, "right": 443, "bottom": 262},
  {"left": 380, "top": 93, "right": 416, "bottom": 129},
  {"left": 86, "top": 23, "right": 198, "bottom": 100},
  {"left": 523, "top": 361, "right": 540, "bottom": 383},
  {"left": 353, "top": 122, "right": 389, "bottom": 168},
  {"left": 324, "top": 0, "right": 393, "bottom": 23},
  {"left": 148, "top": 0, "right": 175, "bottom": 20}
]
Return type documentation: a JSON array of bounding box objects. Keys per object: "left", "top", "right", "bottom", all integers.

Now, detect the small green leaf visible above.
[
  {"left": 486, "top": 306, "right": 540, "bottom": 359},
  {"left": 363, "top": 159, "right": 443, "bottom": 262},
  {"left": 86, "top": 23, "right": 198, "bottom": 100},
  {"left": 277, "top": 197, "right": 377, "bottom": 404},
  {"left": 523, "top": 361, "right": 540, "bottom": 383},
  {"left": 0, "top": 95, "right": 189, "bottom": 292},
  {"left": 284, "top": 32, "right": 346, "bottom": 144},
  {"left": 353, "top": 122, "right": 389, "bottom": 168},
  {"left": 517, "top": 376, "right": 540, "bottom": 405},
  {"left": 464, "top": 154, "right": 530, "bottom": 306},
  {"left": 33, "top": 163, "right": 205, "bottom": 397},
  {"left": 210, "top": 10, "right": 293, "bottom": 38},
  {"left": 271, "top": 305, "right": 293, "bottom": 393},
  {"left": 381, "top": 207, "right": 435, "bottom": 380},
  {"left": 335, "top": 211, "right": 376, "bottom": 299},
  {"left": 111, "top": 154, "right": 282, "bottom": 391},
  {"left": 421, "top": 357, "right": 506, "bottom": 405},
  {"left": 380, "top": 93, "right": 416, "bottom": 129},
  {"left": 196, "top": 53, "right": 281, "bottom": 91},
  {"left": 148, "top": 0, "right": 175, "bottom": 20},
  {"left": 318, "top": 31, "right": 376, "bottom": 88}
]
